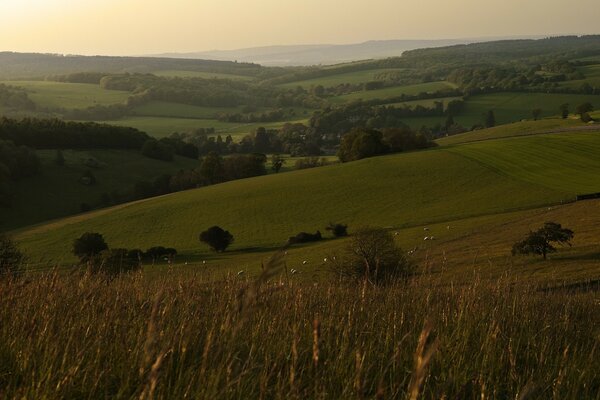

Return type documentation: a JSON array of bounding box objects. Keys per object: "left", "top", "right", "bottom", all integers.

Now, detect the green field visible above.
[
  {"left": 560, "top": 64, "right": 600, "bottom": 89},
  {"left": 436, "top": 118, "right": 593, "bottom": 145},
  {"left": 152, "top": 70, "right": 254, "bottom": 80},
  {"left": 100, "top": 116, "right": 310, "bottom": 138},
  {"left": 1, "top": 80, "right": 129, "bottom": 109},
  {"left": 20, "top": 130, "right": 600, "bottom": 264},
  {"left": 131, "top": 101, "right": 245, "bottom": 119},
  {"left": 384, "top": 96, "right": 462, "bottom": 110},
  {"left": 329, "top": 81, "right": 456, "bottom": 103},
  {"left": 394, "top": 92, "right": 600, "bottom": 129},
  {"left": 1, "top": 149, "right": 198, "bottom": 230},
  {"left": 278, "top": 68, "right": 403, "bottom": 88}
]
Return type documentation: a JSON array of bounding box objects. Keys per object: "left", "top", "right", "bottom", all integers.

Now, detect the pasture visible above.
[
  {"left": 278, "top": 68, "right": 403, "bottom": 88},
  {"left": 329, "top": 81, "right": 456, "bottom": 103},
  {"left": 1, "top": 80, "right": 129, "bottom": 109},
  {"left": 21, "top": 131, "right": 600, "bottom": 263},
  {"left": 152, "top": 69, "right": 254, "bottom": 80}
]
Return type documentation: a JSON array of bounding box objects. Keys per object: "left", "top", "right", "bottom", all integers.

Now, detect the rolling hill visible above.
[{"left": 15, "top": 128, "right": 600, "bottom": 266}]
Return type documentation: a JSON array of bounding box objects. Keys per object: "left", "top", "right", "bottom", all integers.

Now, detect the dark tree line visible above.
[
  {"left": 0, "top": 139, "right": 40, "bottom": 206},
  {"left": 132, "top": 153, "right": 267, "bottom": 200},
  {"left": 0, "top": 117, "right": 149, "bottom": 149},
  {"left": 338, "top": 127, "right": 436, "bottom": 162}
]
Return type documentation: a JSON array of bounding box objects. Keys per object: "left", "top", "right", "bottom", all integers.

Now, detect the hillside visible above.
[{"left": 15, "top": 130, "right": 600, "bottom": 265}]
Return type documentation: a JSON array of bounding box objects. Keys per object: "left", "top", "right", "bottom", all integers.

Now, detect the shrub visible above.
[
  {"left": 0, "top": 234, "right": 24, "bottom": 276},
  {"left": 88, "top": 248, "right": 141, "bottom": 275},
  {"left": 73, "top": 232, "right": 108, "bottom": 262},
  {"left": 145, "top": 246, "right": 177, "bottom": 263},
  {"left": 326, "top": 223, "right": 348, "bottom": 237},
  {"left": 330, "top": 227, "right": 413, "bottom": 283},
  {"left": 200, "top": 226, "right": 234, "bottom": 252},
  {"left": 287, "top": 231, "right": 322, "bottom": 245}
]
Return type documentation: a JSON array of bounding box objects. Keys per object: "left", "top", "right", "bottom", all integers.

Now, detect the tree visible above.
[
  {"left": 54, "top": 149, "right": 65, "bottom": 166},
  {"left": 271, "top": 154, "right": 285, "bottom": 173},
  {"left": 445, "top": 114, "right": 455, "bottom": 130},
  {"left": 326, "top": 222, "right": 348, "bottom": 237},
  {"left": 338, "top": 129, "right": 388, "bottom": 162},
  {"left": 88, "top": 248, "right": 141, "bottom": 276},
  {"left": 199, "top": 152, "right": 224, "bottom": 184},
  {"left": 484, "top": 110, "right": 496, "bottom": 128},
  {"left": 199, "top": 226, "right": 234, "bottom": 252},
  {"left": 0, "top": 234, "right": 24, "bottom": 276},
  {"left": 329, "top": 227, "right": 413, "bottom": 283},
  {"left": 73, "top": 232, "right": 109, "bottom": 261},
  {"left": 512, "top": 222, "right": 574, "bottom": 260},
  {"left": 532, "top": 108, "right": 542, "bottom": 121},
  {"left": 559, "top": 103, "right": 570, "bottom": 119},
  {"left": 576, "top": 103, "right": 594, "bottom": 116},
  {"left": 576, "top": 103, "right": 594, "bottom": 122}
]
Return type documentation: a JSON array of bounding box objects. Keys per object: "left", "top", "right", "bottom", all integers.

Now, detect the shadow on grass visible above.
[{"left": 539, "top": 279, "right": 600, "bottom": 293}]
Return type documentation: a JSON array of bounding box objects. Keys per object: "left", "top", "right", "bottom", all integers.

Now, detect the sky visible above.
[{"left": 0, "top": 0, "right": 599, "bottom": 55}]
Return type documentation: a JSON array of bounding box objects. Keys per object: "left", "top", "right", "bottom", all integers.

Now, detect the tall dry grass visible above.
[{"left": 0, "top": 269, "right": 598, "bottom": 399}]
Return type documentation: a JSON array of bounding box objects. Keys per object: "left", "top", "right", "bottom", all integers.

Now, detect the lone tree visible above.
[
  {"left": 73, "top": 232, "right": 108, "bottom": 261},
  {"left": 0, "top": 234, "right": 24, "bottom": 276},
  {"left": 484, "top": 110, "right": 496, "bottom": 128},
  {"left": 512, "top": 222, "right": 574, "bottom": 260},
  {"left": 326, "top": 222, "right": 348, "bottom": 237},
  {"left": 559, "top": 103, "right": 570, "bottom": 119},
  {"left": 576, "top": 103, "right": 594, "bottom": 122},
  {"left": 329, "top": 227, "right": 413, "bottom": 283},
  {"left": 200, "top": 226, "right": 234, "bottom": 252}
]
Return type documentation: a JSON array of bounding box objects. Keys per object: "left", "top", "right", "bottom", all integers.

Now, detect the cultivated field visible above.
[{"left": 278, "top": 68, "right": 403, "bottom": 88}]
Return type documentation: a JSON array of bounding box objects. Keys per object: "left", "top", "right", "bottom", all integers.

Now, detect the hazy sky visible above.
[{"left": 1, "top": 0, "right": 599, "bottom": 55}]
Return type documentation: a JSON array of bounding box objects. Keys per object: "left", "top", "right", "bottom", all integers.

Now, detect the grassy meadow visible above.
[
  {"left": 1, "top": 80, "right": 129, "bottom": 109},
  {"left": 329, "top": 81, "right": 456, "bottom": 103},
  {"left": 278, "top": 68, "right": 403, "bottom": 88},
  {"left": 0, "top": 269, "right": 598, "bottom": 399},
  {"left": 20, "top": 130, "right": 600, "bottom": 264}
]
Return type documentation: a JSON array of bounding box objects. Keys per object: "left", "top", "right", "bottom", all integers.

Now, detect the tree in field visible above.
[
  {"left": 329, "top": 227, "right": 413, "bottom": 283},
  {"left": 271, "top": 154, "right": 285, "bottom": 173},
  {"left": 326, "top": 222, "right": 348, "bottom": 237},
  {"left": 532, "top": 108, "right": 542, "bottom": 121},
  {"left": 484, "top": 110, "right": 496, "bottom": 128},
  {"left": 73, "top": 232, "right": 109, "bottom": 261},
  {"left": 512, "top": 222, "right": 574, "bottom": 260},
  {"left": 0, "top": 234, "right": 24, "bottom": 276},
  {"left": 199, "top": 226, "right": 234, "bottom": 252},
  {"left": 576, "top": 103, "right": 594, "bottom": 122},
  {"left": 559, "top": 103, "right": 570, "bottom": 119}
]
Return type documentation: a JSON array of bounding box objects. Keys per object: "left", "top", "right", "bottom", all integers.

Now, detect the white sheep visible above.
[
  {"left": 237, "top": 270, "right": 245, "bottom": 276},
  {"left": 302, "top": 260, "right": 308, "bottom": 265}
]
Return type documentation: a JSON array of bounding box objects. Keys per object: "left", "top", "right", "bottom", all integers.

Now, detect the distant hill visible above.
[
  {"left": 0, "top": 52, "right": 271, "bottom": 80},
  {"left": 150, "top": 37, "right": 545, "bottom": 66}
]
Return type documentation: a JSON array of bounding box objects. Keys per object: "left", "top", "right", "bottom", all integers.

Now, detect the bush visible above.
[
  {"left": 287, "top": 231, "right": 322, "bottom": 245},
  {"left": 200, "top": 226, "right": 234, "bottom": 252},
  {"left": 88, "top": 248, "right": 141, "bottom": 275},
  {"left": 141, "top": 139, "right": 174, "bottom": 162},
  {"left": 73, "top": 232, "right": 109, "bottom": 262},
  {"left": 326, "top": 223, "right": 348, "bottom": 237},
  {"left": 145, "top": 246, "right": 177, "bottom": 263},
  {"left": 0, "top": 234, "right": 24, "bottom": 276},
  {"left": 330, "top": 227, "right": 413, "bottom": 283}
]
